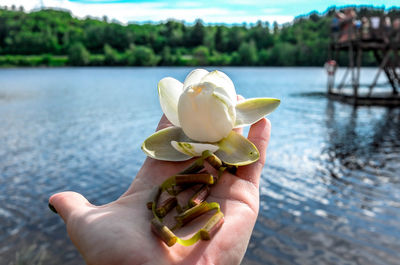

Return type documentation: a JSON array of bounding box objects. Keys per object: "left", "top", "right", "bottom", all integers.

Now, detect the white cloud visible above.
[{"left": 0, "top": 0, "right": 294, "bottom": 24}]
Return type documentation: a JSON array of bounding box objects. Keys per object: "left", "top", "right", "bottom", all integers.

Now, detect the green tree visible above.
[
  {"left": 125, "top": 44, "right": 159, "bottom": 66},
  {"left": 187, "top": 19, "right": 205, "bottom": 47},
  {"left": 193, "top": 46, "right": 209, "bottom": 65},
  {"left": 160, "top": 46, "right": 173, "bottom": 66},
  {"left": 238, "top": 40, "right": 258, "bottom": 65},
  {"left": 0, "top": 6, "right": 396, "bottom": 67},
  {"left": 104, "top": 44, "right": 118, "bottom": 65},
  {"left": 68, "top": 42, "right": 90, "bottom": 66}
]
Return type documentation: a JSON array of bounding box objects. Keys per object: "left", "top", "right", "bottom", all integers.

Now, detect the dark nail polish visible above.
[{"left": 48, "top": 203, "right": 58, "bottom": 214}]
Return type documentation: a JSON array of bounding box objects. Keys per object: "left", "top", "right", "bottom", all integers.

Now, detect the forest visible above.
[{"left": 0, "top": 5, "right": 399, "bottom": 67}]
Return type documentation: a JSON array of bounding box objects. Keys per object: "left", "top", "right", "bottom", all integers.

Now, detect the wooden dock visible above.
[
  {"left": 328, "top": 89, "right": 400, "bottom": 106},
  {"left": 327, "top": 11, "right": 400, "bottom": 106}
]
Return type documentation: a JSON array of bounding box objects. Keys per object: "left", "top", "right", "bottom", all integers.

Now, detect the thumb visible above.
[{"left": 49, "top": 191, "right": 92, "bottom": 222}]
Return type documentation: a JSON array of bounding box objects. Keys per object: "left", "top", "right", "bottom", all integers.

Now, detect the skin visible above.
[{"left": 49, "top": 114, "right": 271, "bottom": 265}]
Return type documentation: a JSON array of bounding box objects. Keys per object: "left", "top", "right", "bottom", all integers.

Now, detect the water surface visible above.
[{"left": 0, "top": 67, "right": 399, "bottom": 264}]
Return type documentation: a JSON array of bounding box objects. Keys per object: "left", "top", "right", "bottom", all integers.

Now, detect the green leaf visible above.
[
  {"left": 141, "top": 126, "right": 192, "bottom": 161},
  {"left": 215, "top": 131, "right": 259, "bottom": 166},
  {"left": 171, "top": 141, "right": 219, "bottom": 157},
  {"left": 234, "top": 98, "right": 280, "bottom": 128}
]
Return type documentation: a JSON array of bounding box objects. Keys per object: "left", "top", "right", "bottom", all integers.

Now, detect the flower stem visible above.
[
  {"left": 151, "top": 187, "right": 162, "bottom": 221},
  {"left": 156, "top": 197, "right": 178, "bottom": 218},
  {"left": 188, "top": 185, "right": 211, "bottom": 207},
  {"left": 200, "top": 211, "right": 224, "bottom": 240},
  {"left": 203, "top": 150, "right": 223, "bottom": 170},
  {"left": 165, "top": 184, "right": 192, "bottom": 196},
  {"left": 151, "top": 218, "right": 177, "bottom": 247},
  {"left": 175, "top": 173, "right": 214, "bottom": 185},
  {"left": 175, "top": 201, "right": 214, "bottom": 227},
  {"left": 179, "top": 158, "right": 205, "bottom": 174},
  {"left": 160, "top": 173, "right": 213, "bottom": 191}
]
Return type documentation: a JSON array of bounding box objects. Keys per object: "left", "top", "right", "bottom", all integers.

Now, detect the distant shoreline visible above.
[
  {"left": 0, "top": 54, "right": 332, "bottom": 68},
  {"left": 1, "top": 7, "right": 394, "bottom": 68}
]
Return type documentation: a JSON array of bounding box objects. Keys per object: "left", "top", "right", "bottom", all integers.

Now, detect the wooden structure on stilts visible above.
[{"left": 327, "top": 11, "right": 400, "bottom": 106}]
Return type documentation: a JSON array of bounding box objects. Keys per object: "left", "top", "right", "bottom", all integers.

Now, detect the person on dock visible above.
[
  {"left": 325, "top": 60, "right": 337, "bottom": 93},
  {"left": 331, "top": 11, "right": 344, "bottom": 42},
  {"left": 361, "top": 17, "right": 371, "bottom": 40},
  {"left": 338, "top": 8, "right": 356, "bottom": 43}
]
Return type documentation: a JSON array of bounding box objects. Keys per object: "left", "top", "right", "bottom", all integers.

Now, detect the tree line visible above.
[{"left": 0, "top": 5, "right": 398, "bottom": 67}]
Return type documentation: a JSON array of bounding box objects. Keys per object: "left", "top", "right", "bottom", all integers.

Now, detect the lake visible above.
[{"left": 0, "top": 67, "right": 399, "bottom": 265}]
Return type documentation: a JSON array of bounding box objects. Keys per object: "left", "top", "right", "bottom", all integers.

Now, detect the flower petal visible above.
[
  {"left": 183, "top": 69, "right": 209, "bottom": 89},
  {"left": 200, "top": 70, "right": 237, "bottom": 105},
  {"left": 171, "top": 141, "right": 219, "bottom": 157},
  {"left": 158, "top": 77, "right": 184, "bottom": 127},
  {"left": 234, "top": 98, "right": 280, "bottom": 128},
  {"left": 142, "top": 126, "right": 192, "bottom": 161},
  {"left": 178, "top": 83, "right": 235, "bottom": 143},
  {"left": 215, "top": 131, "right": 259, "bottom": 166}
]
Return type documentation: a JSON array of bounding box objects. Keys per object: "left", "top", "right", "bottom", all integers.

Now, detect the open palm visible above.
[{"left": 49, "top": 115, "right": 271, "bottom": 265}]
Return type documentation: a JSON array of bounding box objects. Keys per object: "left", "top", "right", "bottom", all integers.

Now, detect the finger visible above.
[
  {"left": 49, "top": 191, "right": 92, "bottom": 222},
  {"left": 156, "top": 114, "right": 174, "bottom": 131},
  {"left": 233, "top": 94, "right": 245, "bottom": 135},
  {"left": 236, "top": 118, "right": 271, "bottom": 187}
]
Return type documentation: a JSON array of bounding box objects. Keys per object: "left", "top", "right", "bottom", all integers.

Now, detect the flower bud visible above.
[{"left": 178, "top": 82, "right": 236, "bottom": 142}]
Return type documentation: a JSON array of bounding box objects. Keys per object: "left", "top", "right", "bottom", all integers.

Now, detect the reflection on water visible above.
[
  {"left": 0, "top": 68, "right": 399, "bottom": 265},
  {"left": 245, "top": 99, "right": 400, "bottom": 265}
]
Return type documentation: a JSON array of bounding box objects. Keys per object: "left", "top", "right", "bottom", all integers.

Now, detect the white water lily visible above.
[{"left": 142, "top": 69, "right": 280, "bottom": 166}]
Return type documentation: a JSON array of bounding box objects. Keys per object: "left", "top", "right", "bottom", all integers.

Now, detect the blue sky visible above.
[{"left": 2, "top": 0, "right": 399, "bottom": 24}]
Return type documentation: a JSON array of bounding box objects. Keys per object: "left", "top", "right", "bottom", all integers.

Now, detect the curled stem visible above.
[
  {"left": 160, "top": 173, "right": 214, "bottom": 191},
  {"left": 147, "top": 187, "right": 161, "bottom": 210},
  {"left": 156, "top": 197, "right": 178, "bottom": 218},
  {"left": 200, "top": 211, "right": 224, "bottom": 240},
  {"left": 175, "top": 201, "right": 220, "bottom": 228},
  {"left": 151, "top": 187, "right": 162, "bottom": 221},
  {"left": 203, "top": 150, "right": 223, "bottom": 170},
  {"left": 189, "top": 185, "right": 211, "bottom": 207},
  {"left": 179, "top": 157, "right": 205, "bottom": 174},
  {"left": 151, "top": 218, "right": 177, "bottom": 247},
  {"left": 150, "top": 201, "right": 223, "bottom": 247},
  {"left": 148, "top": 153, "right": 226, "bottom": 247},
  {"left": 175, "top": 173, "right": 214, "bottom": 185},
  {"left": 165, "top": 184, "right": 192, "bottom": 196}
]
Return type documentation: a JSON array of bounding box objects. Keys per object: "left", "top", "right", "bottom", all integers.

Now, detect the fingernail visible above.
[{"left": 48, "top": 203, "right": 58, "bottom": 214}]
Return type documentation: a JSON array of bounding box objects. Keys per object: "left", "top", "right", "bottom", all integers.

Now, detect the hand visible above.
[{"left": 49, "top": 115, "right": 271, "bottom": 265}]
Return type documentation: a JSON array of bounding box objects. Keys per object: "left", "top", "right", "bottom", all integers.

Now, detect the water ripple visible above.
[{"left": 0, "top": 68, "right": 399, "bottom": 265}]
